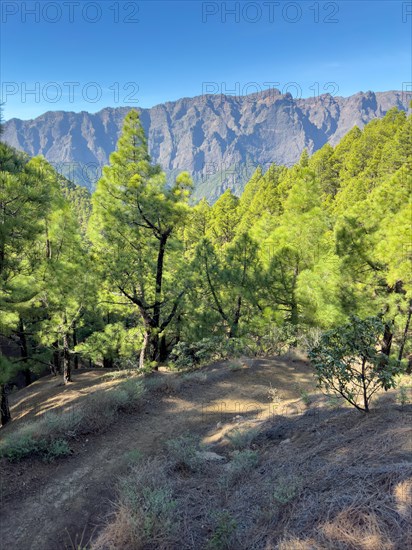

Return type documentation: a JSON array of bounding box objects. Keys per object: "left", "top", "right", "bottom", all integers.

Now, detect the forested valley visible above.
[{"left": 1, "top": 107, "right": 411, "bottom": 425}]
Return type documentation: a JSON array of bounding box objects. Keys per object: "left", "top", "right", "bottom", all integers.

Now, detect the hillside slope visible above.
[
  {"left": 0, "top": 358, "right": 411, "bottom": 550},
  {"left": 3, "top": 90, "right": 409, "bottom": 201}
]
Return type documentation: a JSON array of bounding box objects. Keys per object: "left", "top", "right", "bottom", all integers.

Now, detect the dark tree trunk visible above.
[
  {"left": 406, "top": 355, "right": 412, "bottom": 375},
  {"left": 24, "top": 369, "right": 31, "bottom": 386},
  {"left": 381, "top": 323, "right": 393, "bottom": 357},
  {"left": 0, "top": 384, "right": 11, "bottom": 426},
  {"left": 72, "top": 327, "right": 79, "bottom": 369},
  {"left": 52, "top": 341, "right": 61, "bottom": 375},
  {"left": 18, "top": 317, "right": 31, "bottom": 385},
  {"left": 149, "top": 233, "right": 169, "bottom": 366},
  {"left": 159, "top": 334, "right": 168, "bottom": 362},
  {"left": 63, "top": 333, "right": 71, "bottom": 384},
  {"left": 229, "top": 296, "right": 242, "bottom": 338},
  {"left": 103, "top": 357, "right": 113, "bottom": 369},
  {"left": 139, "top": 327, "right": 159, "bottom": 370},
  {"left": 361, "top": 358, "right": 369, "bottom": 412},
  {"left": 398, "top": 301, "right": 412, "bottom": 363},
  {"left": 153, "top": 234, "right": 168, "bottom": 329},
  {"left": 148, "top": 332, "right": 159, "bottom": 369}
]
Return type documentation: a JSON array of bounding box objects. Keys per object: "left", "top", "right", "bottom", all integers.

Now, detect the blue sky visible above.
[{"left": 1, "top": 0, "right": 411, "bottom": 120}]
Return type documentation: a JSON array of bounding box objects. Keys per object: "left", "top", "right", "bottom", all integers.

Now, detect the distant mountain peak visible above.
[{"left": 3, "top": 90, "right": 409, "bottom": 202}]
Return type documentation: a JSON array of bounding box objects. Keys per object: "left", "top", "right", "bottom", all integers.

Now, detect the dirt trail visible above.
[{"left": 0, "top": 356, "right": 315, "bottom": 550}]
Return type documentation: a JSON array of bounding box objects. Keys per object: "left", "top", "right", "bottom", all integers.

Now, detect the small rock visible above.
[
  {"left": 216, "top": 422, "right": 222, "bottom": 428},
  {"left": 279, "top": 438, "right": 291, "bottom": 446}
]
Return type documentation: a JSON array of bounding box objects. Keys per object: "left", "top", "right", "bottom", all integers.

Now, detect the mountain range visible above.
[{"left": 3, "top": 89, "right": 409, "bottom": 202}]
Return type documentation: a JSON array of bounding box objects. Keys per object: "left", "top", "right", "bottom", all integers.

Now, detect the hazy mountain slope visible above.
[{"left": 3, "top": 90, "right": 408, "bottom": 201}]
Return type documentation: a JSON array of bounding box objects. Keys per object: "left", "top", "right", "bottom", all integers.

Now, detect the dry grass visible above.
[
  {"left": 92, "top": 458, "right": 180, "bottom": 550},
  {"left": 92, "top": 402, "right": 412, "bottom": 550},
  {"left": 0, "top": 379, "right": 146, "bottom": 461},
  {"left": 2, "top": 357, "right": 410, "bottom": 549}
]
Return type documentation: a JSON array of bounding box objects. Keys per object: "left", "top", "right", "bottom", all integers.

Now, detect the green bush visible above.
[
  {"left": 170, "top": 337, "right": 251, "bottom": 370},
  {"left": 115, "top": 458, "right": 180, "bottom": 546},
  {"left": 226, "top": 427, "right": 259, "bottom": 450},
  {"left": 207, "top": 511, "right": 237, "bottom": 550},
  {"left": 43, "top": 438, "right": 71, "bottom": 461},
  {"left": 0, "top": 379, "right": 146, "bottom": 462},
  {"left": 166, "top": 434, "right": 202, "bottom": 472},
  {"left": 0, "top": 421, "right": 71, "bottom": 462},
  {"left": 220, "top": 450, "right": 259, "bottom": 487},
  {"left": 123, "top": 449, "right": 143, "bottom": 466},
  {"left": 272, "top": 477, "right": 301, "bottom": 505},
  {"left": 309, "top": 315, "right": 404, "bottom": 412},
  {"left": 0, "top": 429, "right": 41, "bottom": 462},
  {"left": 119, "top": 379, "right": 146, "bottom": 404},
  {"left": 397, "top": 385, "right": 411, "bottom": 406},
  {"left": 170, "top": 338, "right": 222, "bottom": 370}
]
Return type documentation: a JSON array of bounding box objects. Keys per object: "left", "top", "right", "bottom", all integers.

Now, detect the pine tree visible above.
[{"left": 90, "top": 110, "right": 192, "bottom": 368}]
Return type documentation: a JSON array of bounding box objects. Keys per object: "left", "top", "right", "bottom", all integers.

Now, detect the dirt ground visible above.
[
  {"left": 0, "top": 355, "right": 315, "bottom": 549},
  {"left": 0, "top": 355, "right": 410, "bottom": 550}
]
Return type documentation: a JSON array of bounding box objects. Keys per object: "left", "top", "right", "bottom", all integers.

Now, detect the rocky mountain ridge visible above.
[{"left": 3, "top": 89, "right": 409, "bottom": 201}]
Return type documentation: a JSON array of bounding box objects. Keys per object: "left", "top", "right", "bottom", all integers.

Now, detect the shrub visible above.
[
  {"left": 220, "top": 450, "right": 259, "bottom": 487},
  {"left": 102, "top": 369, "right": 140, "bottom": 381},
  {"left": 43, "top": 438, "right": 71, "bottom": 461},
  {"left": 93, "top": 458, "right": 179, "bottom": 549},
  {"left": 226, "top": 427, "right": 259, "bottom": 449},
  {"left": 0, "top": 422, "right": 71, "bottom": 462},
  {"left": 119, "top": 379, "right": 146, "bottom": 404},
  {"left": 397, "top": 385, "right": 411, "bottom": 406},
  {"left": 39, "top": 408, "right": 84, "bottom": 439},
  {"left": 309, "top": 315, "right": 404, "bottom": 412},
  {"left": 0, "top": 380, "right": 146, "bottom": 462},
  {"left": 170, "top": 338, "right": 221, "bottom": 370},
  {"left": 170, "top": 337, "right": 251, "bottom": 370},
  {"left": 0, "top": 426, "right": 42, "bottom": 462},
  {"left": 272, "top": 476, "right": 301, "bottom": 505},
  {"left": 123, "top": 449, "right": 143, "bottom": 466},
  {"left": 165, "top": 434, "right": 202, "bottom": 472},
  {"left": 207, "top": 511, "right": 237, "bottom": 550}
]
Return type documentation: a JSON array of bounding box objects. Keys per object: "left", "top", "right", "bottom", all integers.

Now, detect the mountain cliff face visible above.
[{"left": 3, "top": 90, "right": 408, "bottom": 202}]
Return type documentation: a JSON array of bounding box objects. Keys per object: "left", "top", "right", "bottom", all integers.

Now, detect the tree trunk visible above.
[
  {"left": 290, "top": 299, "right": 299, "bottom": 326},
  {"left": 406, "top": 355, "right": 412, "bottom": 375},
  {"left": 140, "top": 330, "right": 150, "bottom": 369},
  {"left": 361, "top": 358, "right": 369, "bottom": 412},
  {"left": 103, "top": 357, "right": 113, "bottom": 369},
  {"left": 0, "top": 383, "right": 11, "bottom": 426},
  {"left": 18, "top": 317, "right": 31, "bottom": 385},
  {"left": 381, "top": 322, "right": 393, "bottom": 357},
  {"left": 153, "top": 234, "right": 168, "bottom": 330},
  {"left": 148, "top": 332, "right": 159, "bottom": 369},
  {"left": 72, "top": 326, "right": 79, "bottom": 369},
  {"left": 159, "top": 334, "right": 168, "bottom": 362},
  {"left": 149, "top": 233, "right": 169, "bottom": 367},
  {"left": 52, "top": 341, "right": 61, "bottom": 375},
  {"left": 229, "top": 296, "right": 242, "bottom": 338},
  {"left": 63, "top": 333, "right": 71, "bottom": 384},
  {"left": 398, "top": 301, "right": 412, "bottom": 363}
]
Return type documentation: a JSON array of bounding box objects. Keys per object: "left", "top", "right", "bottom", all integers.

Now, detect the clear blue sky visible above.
[{"left": 1, "top": 0, "right": 411, "bottom": 120}]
